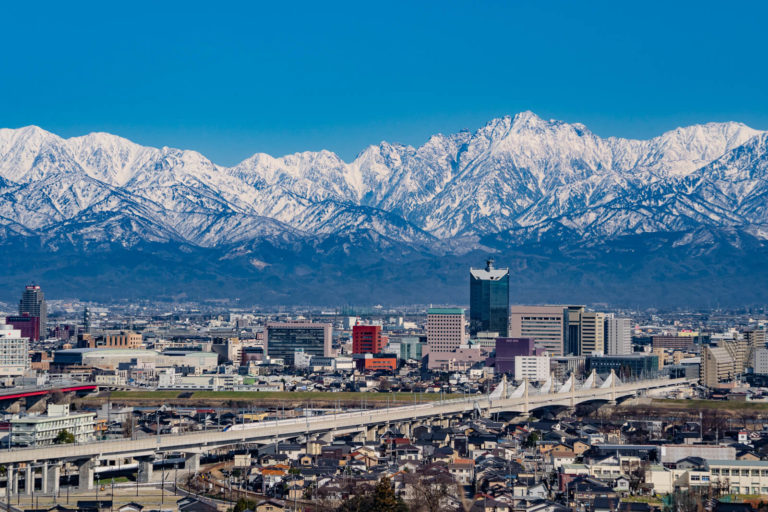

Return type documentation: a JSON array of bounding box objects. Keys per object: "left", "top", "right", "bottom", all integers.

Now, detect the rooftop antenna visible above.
[{"left": 486, "top": 259, "right": 495, "bottom": 271}]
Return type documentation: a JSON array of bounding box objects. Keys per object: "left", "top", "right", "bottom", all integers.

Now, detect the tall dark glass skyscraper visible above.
[
  {"left": 19, "top": 284, "right": 46, "bottom": 339},
  {"left": 470, "top": 259, "right": 509, "bottom": 337}
]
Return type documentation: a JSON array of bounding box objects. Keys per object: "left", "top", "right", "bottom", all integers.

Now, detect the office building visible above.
[
  {"left": 745, "top": 329, "right": 767, "bottom": 348},
  {"left": 473, "top": 331, "right": 500, "bottom": 350},
  {"left": 564, "top": 306, "right": 585, "bottom": 356},
  {"left": 266, "top": 322, "right": 332, "bottom": 366},
  {"left": 550, "top": 356, "right": 586, "bottom": 381},
  {"left": 745, "top": 329, "right": 767, "bottom": 368},
  {"left": 10, "top": 404, "right": 96, "bottom": 447},
  {"left": 426, "top": 308, "right": 467, "bottom": 353},
  {"left": 494, "top": 337, "right": 535, "bottom": 374},
  {"left": 652, "top": 336, "right": 695, "bottom": 351},
  {"left": 722, "top": 338, "right": 749, "bottom": 375},
  {"left": 469, "top": 259, "right": 509, "bottom": 337},
  {"left": 352, "top": 324, "right": 383, "bottom": 354},
  {"left": 354, "top": 353, "right": 398, "bottom": 372},
  {"left": 580, "top": 312, "right": 605, "bottom": 356},
  {"left": 708, "top": 459, "right": 768, "bottom": 495},
  {"left": 427, "top": 347, "right": 485, "bottom": 372},
  {"left": 586, "top": 354, "right": 659, "bottom": 379},
  {"left": 395, "top": 336, "right": 423, "bottom": 362},
  {"left": 4, "top": 314, "right": 40, "bottom": 343},
  {"left": 514, "top": 355, "right": 549, "bottom": 382},
  {"left": 701, "top": 346, "right": 735, "bottom": 388},
  {"left": 0, "top": 320, "right": 30, "bottom": 377},
  {"left": 509, "top": 305, "right": 568, "bottom": 357},
  {"left": 78, "top": 331, "right": 142, "bottom": 349},
  {"left": 754, "top": 348, "right": 768, "bottom": 375},
  {"left": 19, "top": 285, "right": 46, "bottom": 339},
  {"left": 604, "top": 316, "right": 632, "bottom": 355}
]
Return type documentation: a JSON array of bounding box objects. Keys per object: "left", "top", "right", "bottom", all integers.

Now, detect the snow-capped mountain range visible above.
[{"left": 1, "top": 112, "right": 767, "bottom": 305}]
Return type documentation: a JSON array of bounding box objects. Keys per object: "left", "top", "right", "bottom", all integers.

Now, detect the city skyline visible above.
[{"left": 2, "top": 3, "right": 768, "bottom": 510}]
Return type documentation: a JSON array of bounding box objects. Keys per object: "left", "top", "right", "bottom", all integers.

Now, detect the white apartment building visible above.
[
  {"left": 0, "top": 320, "right": 30, "bottom": 377},
  {"left": 754, "top": 347, "right": 768, "bottom": 375},
  {"left": 605, "top": 316, "right": 632, "bottom": 355},
  {"left": 647, "top": 459, "right": 768, "bottom": 495},
  {"left": 580, "top": 312, "right": 605, "bottom": 356},
  {"left": 10, "top": 404, "right": 96, "bottom": 447},
  {"left": 514, "top": 355, "right": 550, "bottom": 382},
  {"left": 334, "top": 356, "right": 355, "bottom": 371},
  {"left": 426, "top": 308, "right": 467, "bottom": 353},
  {"left": 709, "top": 459, "right": 768, "bottom": 495}
]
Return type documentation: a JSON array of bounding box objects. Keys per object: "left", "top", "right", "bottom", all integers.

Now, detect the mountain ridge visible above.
[{"left": 1, "top": 113, "right": 767, "bottom": 306}]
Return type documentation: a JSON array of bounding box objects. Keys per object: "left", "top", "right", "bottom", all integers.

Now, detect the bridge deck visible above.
[{"left": 0, "top": 378, "right": 691, "bottom": 465}]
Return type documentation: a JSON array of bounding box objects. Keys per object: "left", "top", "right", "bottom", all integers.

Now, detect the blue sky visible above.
[{"left": 1, "top": 1, "right": 766, "bottom": 165}]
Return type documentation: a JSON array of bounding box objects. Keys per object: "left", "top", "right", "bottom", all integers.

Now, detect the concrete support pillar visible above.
[
  {"left": 137, "top": 458, "right": 154, "bottom": 484},
  {"left": 365, "top": 427, "right": 376, "bottom": 442},
  {"left": 11, "top": 465, "right": 18, "bottom": 496},
  {"left": 6, "top": 465, "right": 15, "bottom": 497},
  {"left": 44, "top": 464, "right": 59, "bottom": 496},
  {"left": 24, "top": 464, "right": 33, "bottom": 495},
  {"left": 184, "top": 453, "right": 200, "bottom": 474},
  {"left": 77, "top": 458, "right": 94, "bottom": 492},
  {"left": 41, "top": 463, "right": 48, "bottom": 494}
]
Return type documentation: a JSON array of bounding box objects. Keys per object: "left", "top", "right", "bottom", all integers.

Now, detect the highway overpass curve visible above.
[{"left": 0, "top": 377, "right": 691, "bottom": 465}]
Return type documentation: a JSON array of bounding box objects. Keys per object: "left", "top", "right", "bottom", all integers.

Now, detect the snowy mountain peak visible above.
[{"left": 0, "top": 113, "right": 766, "bottom": 247}]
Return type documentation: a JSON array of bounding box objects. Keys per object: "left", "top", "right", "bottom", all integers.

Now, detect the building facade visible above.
[
  {"left": 580, "top": 312, "right": 605, "bottom": 356},
  {"left": 19, "top": 285, "right": 46, "bottom": 339},
  {"left": 514, "top": 355, "right": 549, "bottom": 382},
  {"left": 652, "top": 336, "right": 695, "bottom": 351},
  {"left": 509, "top": 306, "right": 567, "bottom": 357},
  {"left": 755, "top": 347, "right": 768, "bottom": 375},
  {"left": 494, "top": 337, "right": 535, "bottom": 374},
  {"left": 397, "top": 336, "right": 423, "bottom": 362},
  {"left": 426, "top": 308, "right": 467, "bottom": 353},
  {"left": 586, "top": 354, "right": 659, "bottom": 379},
  {"left": 469, "top": 260, "right": 509, "bottom": 337},
  {"left": 0, "top": 320, "right": 30, "bottom": 377},
  {"left": 701, "top": 345, "right": 735, "bottom": 388},
  {"left": 564, "top": 306, "right": 585, "bottom": 356},
  {"left": 4, "top": 314, "right": 40, "bottom": 343},
  {"left": 604, "top": 316, "right": 632, "bottom": 355},
  {"left": 352, "top": 324, "right": 383, "bottom": 354},
  {"left": 10, "top": 404, "right": 96, "bottom": 447},
  {"left": 266, "top": 323, "right": 333, "bottom": 366}
]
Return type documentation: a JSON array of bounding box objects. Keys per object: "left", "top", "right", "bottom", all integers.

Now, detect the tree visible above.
[
  {"left": 338, "top": 477, "right": 407, "bottom": 512},
  {"left": 232, "top": 498, "right": 257, "bottom": 512},
  {"left": 371, "top": 477, "right": 407, "bottom": 512},
  {"left": 524, "top": 431, "right": 540, "bottom": 448},
  {"left": 122, "top": 419, "right": 133, "bottom": 438},
  {"left": 55, "top": 429, "right": 75, "bottom": 444}
]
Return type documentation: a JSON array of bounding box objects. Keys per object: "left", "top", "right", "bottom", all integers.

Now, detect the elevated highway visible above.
[{"left": 0, "top": 372, "right": 693, "bottom": 496}]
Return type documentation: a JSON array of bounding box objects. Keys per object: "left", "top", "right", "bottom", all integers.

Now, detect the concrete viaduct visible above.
[{"left": 0, "top": 372, "right": 692, "bottom": 497}]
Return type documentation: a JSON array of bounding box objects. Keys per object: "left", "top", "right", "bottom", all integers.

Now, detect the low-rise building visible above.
[
  {"left": 0, "top": 320, "right": 30, "bottom": 377},
  {"left": 10, "top": 404, "right": 96, "bottom": 447}
]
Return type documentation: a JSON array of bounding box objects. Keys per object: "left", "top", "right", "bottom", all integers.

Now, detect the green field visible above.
[{"left": 106, "top": 390, "right": 465, "bottom": 403}]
